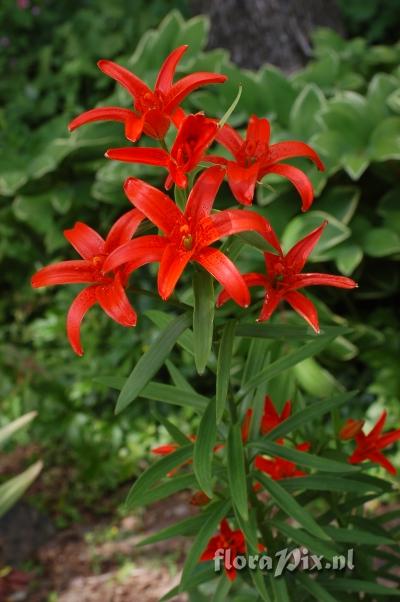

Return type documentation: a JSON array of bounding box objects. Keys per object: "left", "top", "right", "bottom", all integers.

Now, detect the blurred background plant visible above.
[{"left": 0, "top": 0, "right": 399, "bottom": 519}]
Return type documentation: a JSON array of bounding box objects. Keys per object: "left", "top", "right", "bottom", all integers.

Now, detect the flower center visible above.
[{"left": 179, "top": 224, "right": 194, "bottom": 251}]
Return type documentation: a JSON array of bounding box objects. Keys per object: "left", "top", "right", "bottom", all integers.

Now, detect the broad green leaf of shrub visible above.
[
  {"left": 369, "top": 116, "right": 400, "bottom": 161},
  {"left": 289, "top": 83, "right": 326, "bottom": 140},
  {"left": 316, "top": 185, "right": 360, "bottom": 225},
  {"left": 362, "top": 227, "right": 400, "bottom": 257},
  {"left": 334, "top": 242, "right": 363, "bottom": 275}
]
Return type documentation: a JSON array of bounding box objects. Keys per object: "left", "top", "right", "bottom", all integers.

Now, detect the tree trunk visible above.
[{"left": 191, "top": 0, "right": 345, "bottom": 72}]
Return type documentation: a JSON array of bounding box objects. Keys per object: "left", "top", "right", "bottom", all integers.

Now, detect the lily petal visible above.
[
  {"left": 155, "top": 45, "right": 188, "bottom": 94},
  {"left": 31, "top": 260, "right": 97, "bottom": 287},
  {"left": 195, "top": 247, "right": 250, "bottom": 308},
  {"left": 97, "top": 59, "right": 151, "bottom": 100},
  {"left": 257, "top": 288, "right": 281, "bottom": 322},
  {"left": 216, "top": 123, "right": 243, "bottom": 158},
  {"left": 369, "top": 410, "right": 387, "bottom": 439},
  {"left": 226, "top": 161, "right": 260, "bottom": 205},
  {"left": 204, "top": 209, "right": 281, "bottom": 252},
  {"left": 378, "top": 429, "right": 400, "bottom": 449},
  {"left": 95, "top": 274, "right": 137, "bottom": 327},
  {"left": 105, "top": 147, "right": 169, "bottom": 167},
  {"left": 103, "top": 235, "right": 167, "bottom": 273},
  {"left": 158, "top": 243, "right": 191, "bottom": 300},
  {"left": 267, "top": 141, "right": 324, "bottom": 170},
  {"left": 285, "top": 222, "right": 327, "bottom": 273},
  {"left": 68, "top": 107, "right": 135, "bottom": 134},
  {"left": 285, "top": 290, "right": 320, "bottom": 333},
  {"left": 290, "top": 273, "right": 357, "bottom": 290},
  {"left": 66, "top": 286, "right": 98, "bottom": 356},
  {"left": 165, "top": 72, "right": 227, "bottom": 112},
  {"left": 246, "top": 115, "right": 270, "bottom": 146},
  {"left": 263, "top": 163, "right": 315, "bottom": 212},
  {"left": 368, "top": 450, "right": 397, "bottom": 475},
  {"left": 184, "top": 166, "right": 225, "bottom": 227},
  {"left": 105, "top": 209, "right": 144, "bottom": 252},
  {"left": 124, "top": 178, "right": 183, "bottom": 235},
  {"left": 64, "top": 222, "right": 105, "bottom": 259}
]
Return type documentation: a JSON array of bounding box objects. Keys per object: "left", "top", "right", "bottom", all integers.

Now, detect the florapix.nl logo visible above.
[{"left": 214, "top": 546, "right": 355, "bottom": 577}]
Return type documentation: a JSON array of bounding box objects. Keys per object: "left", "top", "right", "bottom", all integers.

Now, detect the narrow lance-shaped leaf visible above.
[
  {"left": 116, "top": 312, "right": 192, "bottom": 413},
  {"left": 0, "top": 461, "right": 43, "bottom": 518},
  {"left": 0, "top": 411, "right": 37, "bottom": 448},
  {"left": 216, "top": 321, "right": 236, "bottom": 422},
  {"left": 193, "top": 270, "right": 215, "bottom": 374},
  {"left": 152, "top": 408, "right": 190, "bottom": 447},
  {"left": 251, "top": 440, "right": 358, "bottom": 473},
  {"left": 256, "top": 472, "right": 331, "bottom": 541},
  {"left": 227, "top": 423, "right": 249, "bottom": 520},
  {"left": 125, "top": 444, "right": 193, "bottom": 509},
  {"left": 193, "top": 398, "right": 217, "bottom": 498},
  {"left": 239, "top": 333, "right": 341, "bottom": 398}
]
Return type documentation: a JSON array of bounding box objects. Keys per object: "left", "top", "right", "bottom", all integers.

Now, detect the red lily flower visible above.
[
  {"left": 255, "top": 442, "right": 310, "bottom": 480},
  {"left": 348, "top": 411, "right": 400, "bottom": 475},
  {"left": 261, "top": 396, "right": 291, "bottom": 437},
  {"left": 207, "top": 115, "right": 324, "bottom": 209},
  {"left": 30, "top": 209, "right": 156, "bottom": 356},
  {"left": 106, "top": 113, "right": 218, "bottom": 189},
  {"left": 200, "top": 519, "right": 247, "bottom": 581},
  {"left": 103, "top": 166, "right": 280, "bottom": 306},
  {"left": 340, "top": 418, "right": 365, "bottom": 440},
  {"left": 69, "top": 45, "right": 226, "bottom": 142},
  {"left": 217, "top": 221, "right": 357, "bottom": 332}
]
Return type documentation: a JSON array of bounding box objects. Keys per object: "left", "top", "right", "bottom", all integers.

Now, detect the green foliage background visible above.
[{"left": 1, "top": 2, "right": 399, "bottom": 511}]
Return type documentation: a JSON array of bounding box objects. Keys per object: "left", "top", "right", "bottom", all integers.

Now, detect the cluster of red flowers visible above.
[{"left": 31, "top": 45, "right": 357, "bottom": 355}]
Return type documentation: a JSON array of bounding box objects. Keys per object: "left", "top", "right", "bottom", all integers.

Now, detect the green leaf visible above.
[
  {"left": 316, "top": 186, "right": 360, "bottom": 225},
  {"left": 0, "top": 412, "right": 37, "bottom": 448},
  {"left": 280, "top": 474, "right": 384, "bottom": 495},
  {"left": 227, "top": 424, "right": 249, "bottom": 521},
  {"left": 138, "top": 512, "right": 206, "bottom": 547},
  {"left": 152, "top": 409, "right": 190, "bottom": 447},
  {"left": 211, "top": 574, "right": 232, "bottom": 602},
  {"left": 97, "top": 378, "right": 208, "bottom": 412},
  {"left": 321, "top": 578, "right": 400, "bottom": 597},
  {"left": 255, "top": 473, "right": 330, "bottom": 541},
  {"left": 0, "top": 461, "right": 43, "bottom": 518},
  {"left": 334, "top": 243, "right": 363, "bottom": 275},
  {"left": 116, "top": 312, "right": 192, "bottom": 413},
  {"left": 137, "top": 473, "right": 198, "bottom": 507},
  {"left": 125, "top": 445, "right": 193, "bottom": 509},
  {"left": 369, "top": 117, "right": 400, "bottom": 161},
  {"left": 161, "top": 565, "right": 216, "bottom": 601},
  {"left": 297, "top": 572, "right": 339, "bottom": 602},
  {"left": 180, "top": 499, "right": 231, "bottom": 588},
  {"left": 290, "top": 84, "right": 326, "bottom": 140},
  {"left": 269, "top": 519, "right": 340, "bottom": 561},
  {"left": 145, "top": 310, "right": 194, "bottom": 355},
  {"left": 165, "top": 359, "right": 196, "bottom": 392},
  {"left": 193, "top": 398, "right": 217, "bottom": 498},
  {"left": 193, "top": 271, "right": 215, "bottom": 374},
  {"left": 251, "top": 440, "right": 357, "bottom": 473},
  {"left": 240, "top": 333, "right": 341, "bottom": 397},
  {"left": 235, "top": 323, "right": 320, "bottom": 340},
  {"left": 216, "top": 321, "right": 236, "bottom": 422},
  {"left": 362, "top": 228, "right": 400, "bottom": 257},
  {"left": 324, "top": 525, "right": 394, "bottom": 546},
  {"left": 293, "top": 357, "right": 339, "bottom": 397}
]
